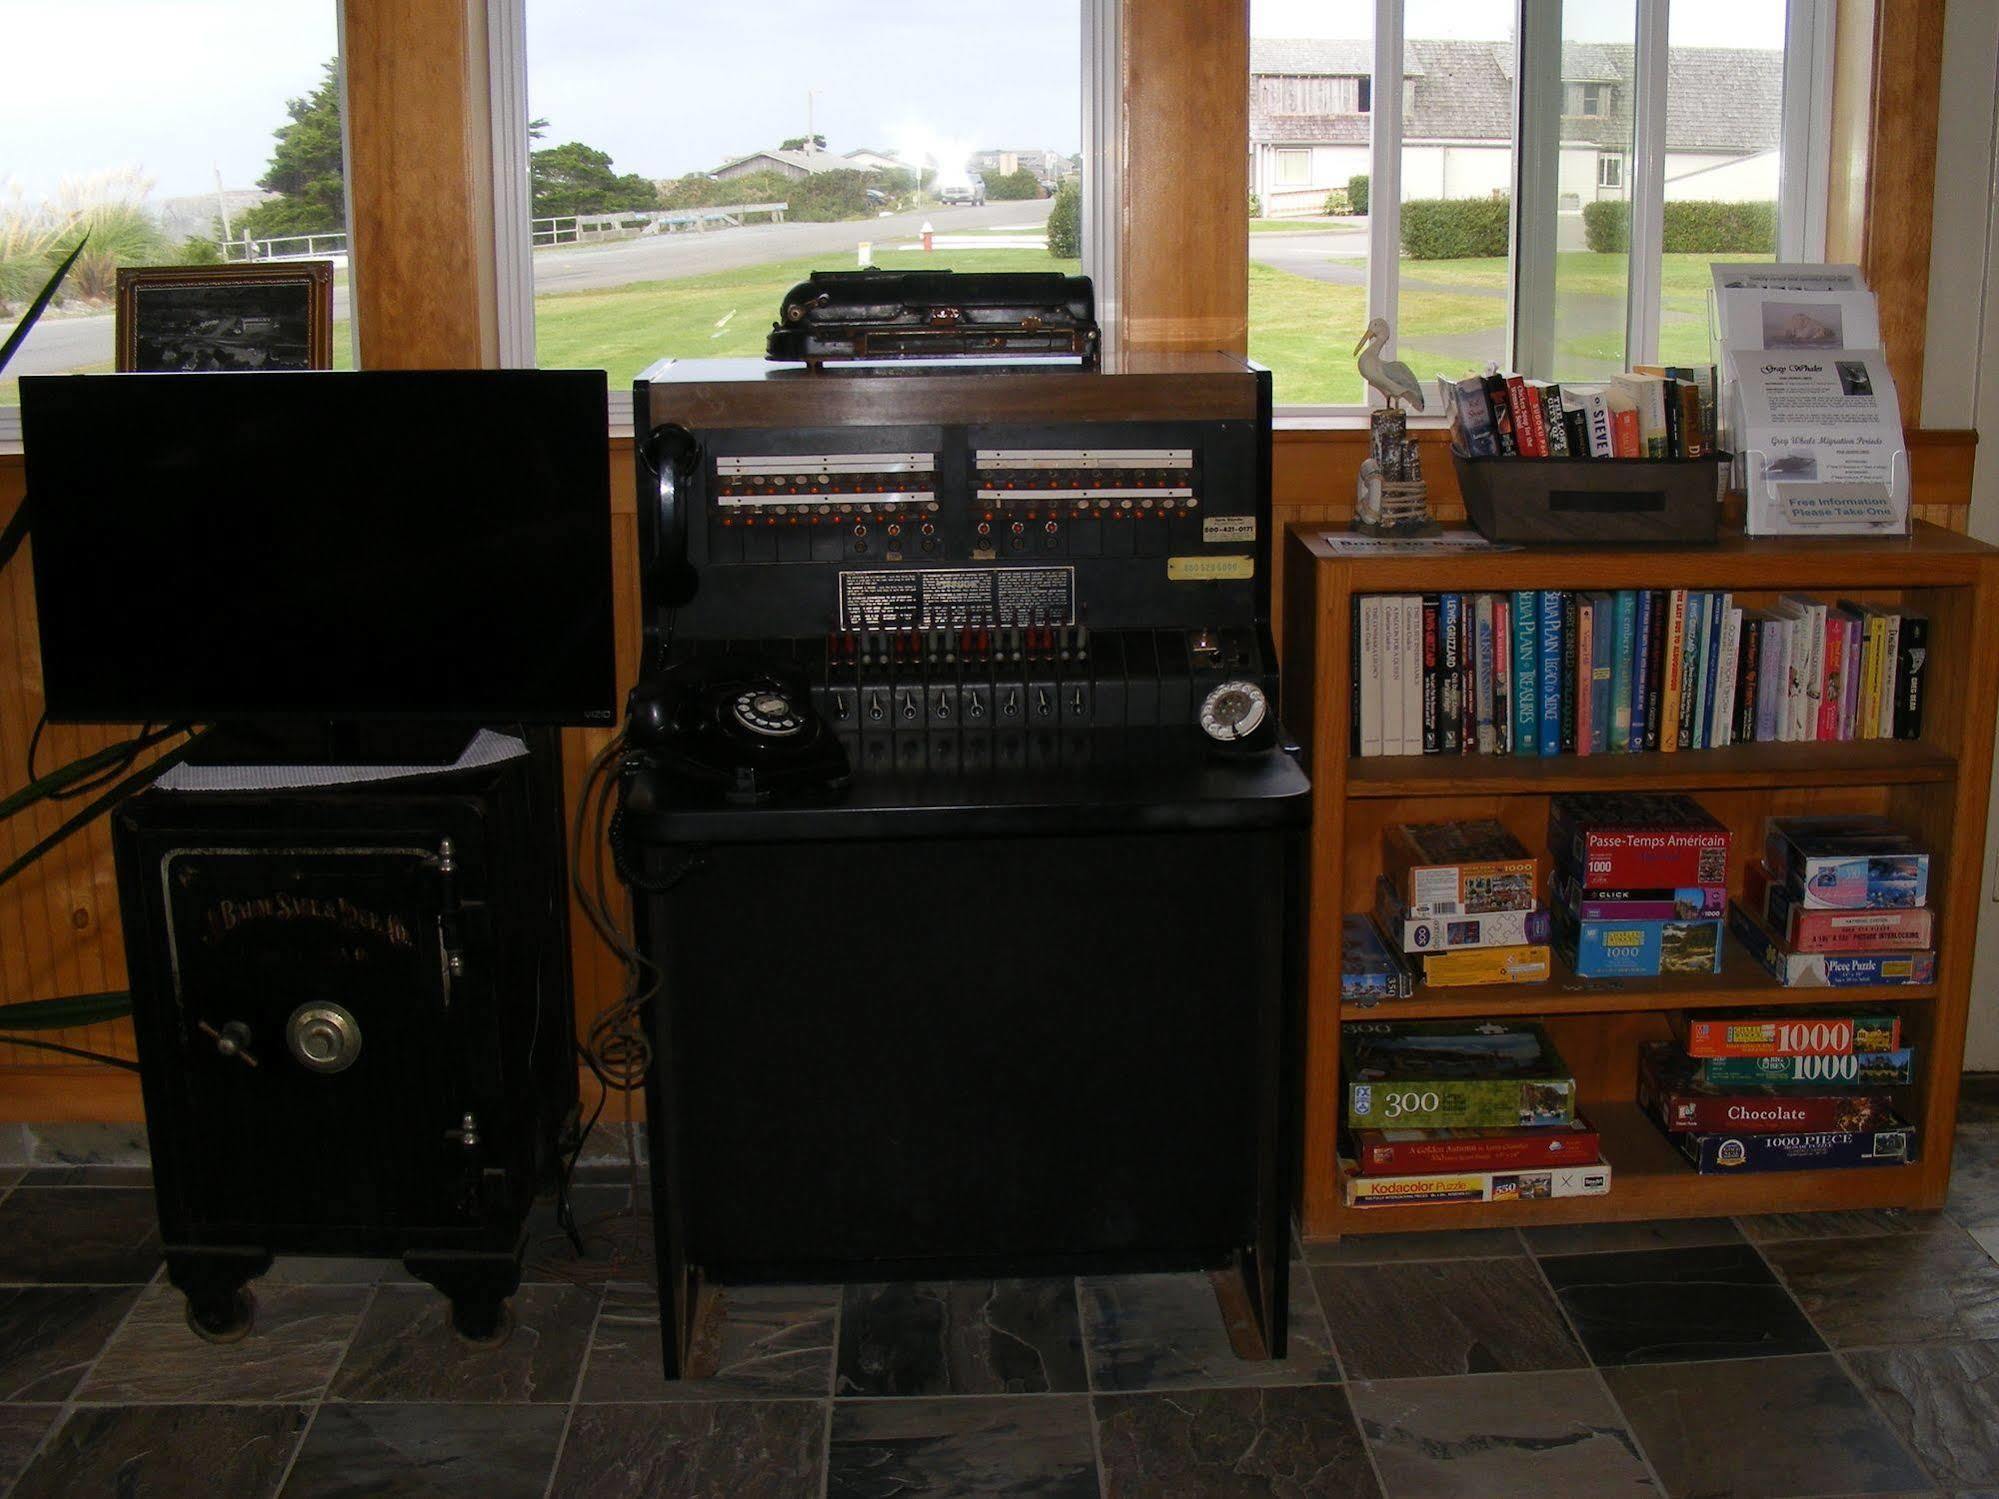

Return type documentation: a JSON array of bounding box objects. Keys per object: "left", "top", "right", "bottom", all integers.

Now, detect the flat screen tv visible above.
[{"left": 20, "top": 369, "right": 616, "bottom": 732}]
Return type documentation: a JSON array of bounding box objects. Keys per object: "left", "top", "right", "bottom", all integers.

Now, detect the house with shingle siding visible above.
[{"left": 1251, "top": 39, "right": 1782, "bottom": 219}]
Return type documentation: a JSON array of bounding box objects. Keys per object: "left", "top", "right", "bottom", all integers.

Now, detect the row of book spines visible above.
[
  {"left": 1446, "top": 367, "right": 1716, "bottom": 460},
  {"left": 1352, "top": 590, "right": 1928, "bottom": 759}
]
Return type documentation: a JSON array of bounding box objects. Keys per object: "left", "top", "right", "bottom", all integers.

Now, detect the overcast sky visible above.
[{"left": 0, "top": 0, "right": 1784, "bottom": 207}]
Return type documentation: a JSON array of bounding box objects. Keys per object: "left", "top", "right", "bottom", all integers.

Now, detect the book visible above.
[
  {"left": 1381, "top": 593, "right": 1404, "bottom": 756},
  {"left": 1697, "top": 593, "right": 1726, "bottom": 750},
  {"left": 1504, "top": 375, "right": 1538, "bottom": 457},
  {"left": 1473, "top": 593, "right": 1497, "bottom": 754},
  {"left": 1588, "top": 590, "right": 1614, "bottom": 755},
  {"left": 1630, "top": 588, "right": 1655, "bottom": 752},
  {"left": 1660, "top": 589, "right": 1687, "bottom": 753},
  {"left": 1612, "top": 373, "right": 1669, "bottom": 458},
  {"left": 1676, "top": 380, "right": 1706, "bottom": 458},
  {"left": 1734, "top": 610, "right": 1764, "bottom": 743},
  {"left": 1483, "top": 373, "right": 1518, "bottom": 455},
  {"left": 1510, "top": 589, "right": 1538, "bottom": 757},
  {"left": 1818, "top": 610, "right": 1847, "bottom": 741},
  {"left": 1667, "top": 1119, "right": 1917, "bottom": 1174},
  {"left": 1674, "top": 1010, "right": 1903, "bottom": 1060},
  {"left": 1559, "top": 590, "right": 1579, "bottom": 753},
  {"left": 1712, "top": 605, "right": 1742, "bottom": 749},
  {"left": 1538, "top": 590, "right": 1563, "bottom": 755},
  {"left": 1448, "top": 376, "right": 1499, "bottom": 456},
  {"left": 1539, "top": 384, "right": 1572, "bottom": 457},
  {"left": 1763, "top": 815, "right": 1931, "bottom": 909},
  {"left": 1642, "top": 589, "right": 1669, "bottom": 749},
  {"left": 1852, "top": 604, "right": 1884, "bottom": 741},
  {"left": 1677, "top": 590, "right": 1705, "bottom": 750},
  {"left": 1895, "top": 615, "right": 1928, "bottom": 739},
  {"left": 1341, "top": 1020, "right": 1575, "bottom": 1128},
  {"left": 1877, "top": 612, "right": 1902, "bottom": 738},
  {"left": 1696, "top": 1049, "right": 1916, "bottom": 1087},
  {"left": 1381, "top": 819, "right": 1540, "bottom": 916},
  {"left": 1439, "top": 593, "right": 1462, "bottom": 753},
  {"left": 1342, "top": 1158, "right": 1612, "bottom": 1207},
  {"left": 1374, "top": 876, "right": 1551, "bottom": 954},
  {"left": 1837, "top": 603, "right": 1864, "bottom": 739},
  {"left": 1637, "top": 1042, "right": 1898, "bottom": 1135},
  {"left": 1779, "top": 594, "right": 1826, "bottom": 742},
  {"left": 1349, "top": 1117, "right": 1602, "bottom": 1176},
  {"left": 1574, "top": 593, "right": 1595, "bottom": 757},
  {"left": 1578, "top": 386, "right": 1614, "bottom": 457},
  {"left": 1547, "top": 792, "right": 1731, "bottom": 888},
  {"left": 1421, "top": 594, "right": 1440, "bottom": 754},
  {"left": 1727, "top": 902, "right": 1937, "bottom": 987},
  {"left": 1421, "top": 943, "right": 1554, "bottom": 986},
  {"left": 1754, "top": 607, "right": 1786, "bottom": 742},
  {"left": 1610, "top": 590, "right": 1636, "bottom": 753},
  {"left": 1400, "top": 595, "right": 1424, "bottom": 755},
  {"left": 1359, "top": 596, "right": 1384, "bottom": 757},
  {"left": 1492, "top": 595, "right": 1511, "bottom": 755}
]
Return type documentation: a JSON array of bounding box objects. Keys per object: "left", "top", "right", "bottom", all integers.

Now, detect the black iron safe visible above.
[
  {"left": 616, "top": 354, "right": 1308, "bottom": 1375},
  {"left": 112, "top": 741, "right": 577, "bottom": 1341}
]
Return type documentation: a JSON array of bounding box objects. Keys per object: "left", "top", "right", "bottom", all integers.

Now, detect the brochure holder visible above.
[{"left": 1737, "top": 445, "right": 1910, "bottom": 538}]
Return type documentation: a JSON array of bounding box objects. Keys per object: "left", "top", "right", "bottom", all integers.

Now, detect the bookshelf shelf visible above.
[
  {"left": 1332, "top": 1100, "right": 1926, "bottom": 1233},
  {"left": 1283, "top": 520, "right": 1999, "bottom": 1243},
  {"left": 1343, "top": 939, "right": 1936, "bottom": 1021},
  {"left": 1346, "top": 739, "right": 1956, "bottom": 798}
]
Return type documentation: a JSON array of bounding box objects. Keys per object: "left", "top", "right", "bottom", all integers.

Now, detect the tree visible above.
[
  {"left": 530, "top": 142, "right": 659, "bottom": 218},
  {"left": 241, "top": 59, "right": 346, "bottom": 238},
  {"left": 780, "top": 134, "right": 827, "bottom": 152},
  {"left": 1046, "top": 178, "right": 1081, "bottom": 259},
  {"left": 981, "top": 168, "right": 1042, "bottom": 201}
]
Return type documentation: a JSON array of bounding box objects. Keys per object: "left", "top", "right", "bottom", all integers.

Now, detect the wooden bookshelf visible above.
[{"left": 1282, "top": 520, "right": 1999, "bottom": 1243}]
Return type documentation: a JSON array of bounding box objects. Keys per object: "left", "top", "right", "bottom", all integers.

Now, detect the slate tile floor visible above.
[{"left": 4, "top": 1124, "right": 1999, "bottom": 1495}]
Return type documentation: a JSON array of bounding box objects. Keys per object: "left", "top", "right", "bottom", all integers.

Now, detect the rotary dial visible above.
[
  {"left": 729, "top": 687, "right": 808, "bottom": 739},
  {"left": 1198, "top": 679, "right": 1268, "bottom": 742}
]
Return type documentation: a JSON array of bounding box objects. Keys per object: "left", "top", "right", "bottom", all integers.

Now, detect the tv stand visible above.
[{"left": 187, "top": 722, "right": 479, "bottom": 769}]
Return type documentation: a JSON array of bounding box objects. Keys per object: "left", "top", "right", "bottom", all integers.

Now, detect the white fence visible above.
[
  {"left": 530, "top": 203, "right": 787, "bottom": 246},
  {"left": 221, "top": 231, "right": 349, "bottom": 262}
]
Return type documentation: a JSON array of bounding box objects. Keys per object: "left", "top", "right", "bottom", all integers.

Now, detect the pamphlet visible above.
[
  {"left": 1314, "top": 530, "right": 1519, "bottom": 555},
  {"left": 1712, "top": 264, "right": 1908, "bottom": 536}
]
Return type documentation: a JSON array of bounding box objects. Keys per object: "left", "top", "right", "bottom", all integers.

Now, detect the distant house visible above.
[
  {"left": 1250, "top": 38, "right": 1782, "bottom": 219},
  {"left": 968, "top": 148, "right": 1066, "bottom": 186},
  {"left": 842, "top": 148, "right": 905, "bottom": 173},
  {"left": 710, "top": 146, "right": 876, "bottom": 183}
]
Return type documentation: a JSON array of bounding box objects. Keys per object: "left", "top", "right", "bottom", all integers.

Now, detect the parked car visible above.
[{"left": 938, "top": 179, "right": 986, "bottom": 207}]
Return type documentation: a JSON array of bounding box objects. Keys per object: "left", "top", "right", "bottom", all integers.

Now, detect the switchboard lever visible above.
[
  {"left": 444, "top": 1112, "right": 480, "bottom": 1149},
  {"left": 198, "top": 1020, "right": 259, "bottom": 1069}
]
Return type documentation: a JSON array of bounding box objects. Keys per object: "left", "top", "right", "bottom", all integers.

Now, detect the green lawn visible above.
[
  {"left": 1250, "top": 218, "right": 1356, "bottom": 234},
  {"left": 532, "top": 247, "right": 1080, "bottom": 382}
]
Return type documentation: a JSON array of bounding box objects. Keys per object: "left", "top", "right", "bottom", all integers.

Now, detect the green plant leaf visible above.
[{"left": 0, "top": 232, "right": 87, "bottom": 375}]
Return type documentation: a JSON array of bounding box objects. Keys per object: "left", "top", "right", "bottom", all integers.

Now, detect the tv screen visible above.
[{"left": 21, "top": 369, "right": 616, "bottom": 726}]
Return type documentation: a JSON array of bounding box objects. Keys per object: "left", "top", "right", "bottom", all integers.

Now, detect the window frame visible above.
[
  {"left": 488, "top": 0, "right": 1112, "bottom": 429},
  {"left": 1278, "top": 0, "right": 1830, "bottom": 416}
]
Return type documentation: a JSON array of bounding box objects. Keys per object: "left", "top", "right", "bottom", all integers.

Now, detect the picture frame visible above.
[{"left": 115, "top": 260, "right": 335, "bottom": 373}]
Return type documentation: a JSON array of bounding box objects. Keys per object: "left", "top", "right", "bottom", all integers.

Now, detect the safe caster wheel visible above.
[
  {"left": 185, "top": 1286, "right": 255, "bottom": 1344},
  {"left": 450, "top": 1297, "right": 514, "bottom": 1348}
]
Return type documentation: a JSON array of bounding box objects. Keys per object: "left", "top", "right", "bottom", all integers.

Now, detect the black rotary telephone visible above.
[{"left": 626, "top": 656, "right": 851, "bottom": 804}]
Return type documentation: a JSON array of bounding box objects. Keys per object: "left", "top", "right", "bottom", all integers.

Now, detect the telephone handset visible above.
[
  {"left": 626, "top": 655, "right": 850, "bottom": 804},
  {"left": 644, "top": 424, "right": 699, "bottom": 609}
]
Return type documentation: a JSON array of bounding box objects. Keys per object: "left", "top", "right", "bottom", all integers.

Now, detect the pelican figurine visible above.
[{"left": 1354, "top": 318, "right": 1426, "bottom": 412}]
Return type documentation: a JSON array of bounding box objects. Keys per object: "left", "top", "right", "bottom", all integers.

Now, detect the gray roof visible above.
[
  {"left": 1251, "top": 39, "right": 1781, "bottom": 153},
  {"left": 712, "top": 147, "right": 872, "bottom": 176}
]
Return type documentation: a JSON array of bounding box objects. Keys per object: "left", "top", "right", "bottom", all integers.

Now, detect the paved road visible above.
[{"left": 6, "top": 199, "right": 1054, "bottom": 380}]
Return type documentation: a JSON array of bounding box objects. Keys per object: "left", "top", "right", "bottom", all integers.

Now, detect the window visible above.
[
  {"left": 516, "top": 2, "right": 1085, "bottom": 395},
  {"left": 0, "top": 1, "right": 349, "bottom": 424},
  {"left": 1250, "top": 0, "right": 1828, "bottom": 410},
  {"left": 1276, "top": 149, "right": 1313, "bottom": 185}
]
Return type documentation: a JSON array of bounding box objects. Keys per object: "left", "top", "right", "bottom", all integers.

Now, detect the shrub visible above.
[
  {"left": 1248, "top": 190, "right": 1262, "bottom": 220},
  {"left": 786, "top": 169, "right": 874, "bottom": 222},
  {"left": 1400, "top": 195, "right": 1509, "bottom": 259},
  {"left": 1583, "top": 199, "right": 1629, "bottom": 253},
  {"left": 1047, "top": 178, "right": 1082, "bottom": 259},
  {"left": 175, "top": 236, "right": 223, "bottom": 265},
  {"left": 658, "top": 169, "right": 793, "bottom": 211},
  {"left": 1348, "top": 173, "right": 1369, "bottom": 216},
  {"left": 1662, "top": 199, "right": 1776, "bottom": 253},
  {"left": 1322, "top": 188, "right": 1351, "bottom": 216},
  {"left": 981, "top": 168, "right": 1042, "bottom": 201}
]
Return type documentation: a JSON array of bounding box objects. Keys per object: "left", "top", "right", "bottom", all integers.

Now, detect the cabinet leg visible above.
[
  {"left": 165, "top": 1244, "right": 272, "bottom": 1344},
  {"left": 1210, "top": 1249, "right": 1289, "bottom": 1362},
  {"left": 403, "top": 1247, "right": 524, "bottom": 1347}
]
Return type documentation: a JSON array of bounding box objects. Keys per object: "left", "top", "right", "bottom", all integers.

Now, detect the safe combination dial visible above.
[{"left": 1198, "top": 679, "right": 1269, "bottom": 742}]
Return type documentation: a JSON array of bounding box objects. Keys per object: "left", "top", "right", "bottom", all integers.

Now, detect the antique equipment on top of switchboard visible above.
[
  {"left": 613, "top": 305, "right": 1309, "bottom": 1379},
  {"left": 19, "top": 370, "right": 612, "bottom": 1341},
  {"left": 765, "top": 269, "right": 1098, "bottom": 367}
]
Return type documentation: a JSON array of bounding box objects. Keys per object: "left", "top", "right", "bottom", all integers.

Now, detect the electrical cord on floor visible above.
[
  {"left": 530, "top": 731, "right": 658, "bottom": 1286},
  {"left": 27, "top": 714, "right": 161, "bottom": 802},
  {"left": 0, "top": 728, "right": 204, "bottom": 894},
  {"left": 1, "top": 722, "right": 189, "bottom": 824},
  {"left": 0, "top": 1035, "right": 140, "bottom": 1070}
]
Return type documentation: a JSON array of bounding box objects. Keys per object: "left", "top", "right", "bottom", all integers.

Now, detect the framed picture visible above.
[{"left": 115, "top": 261, "right": 335, "bottom": 373}]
